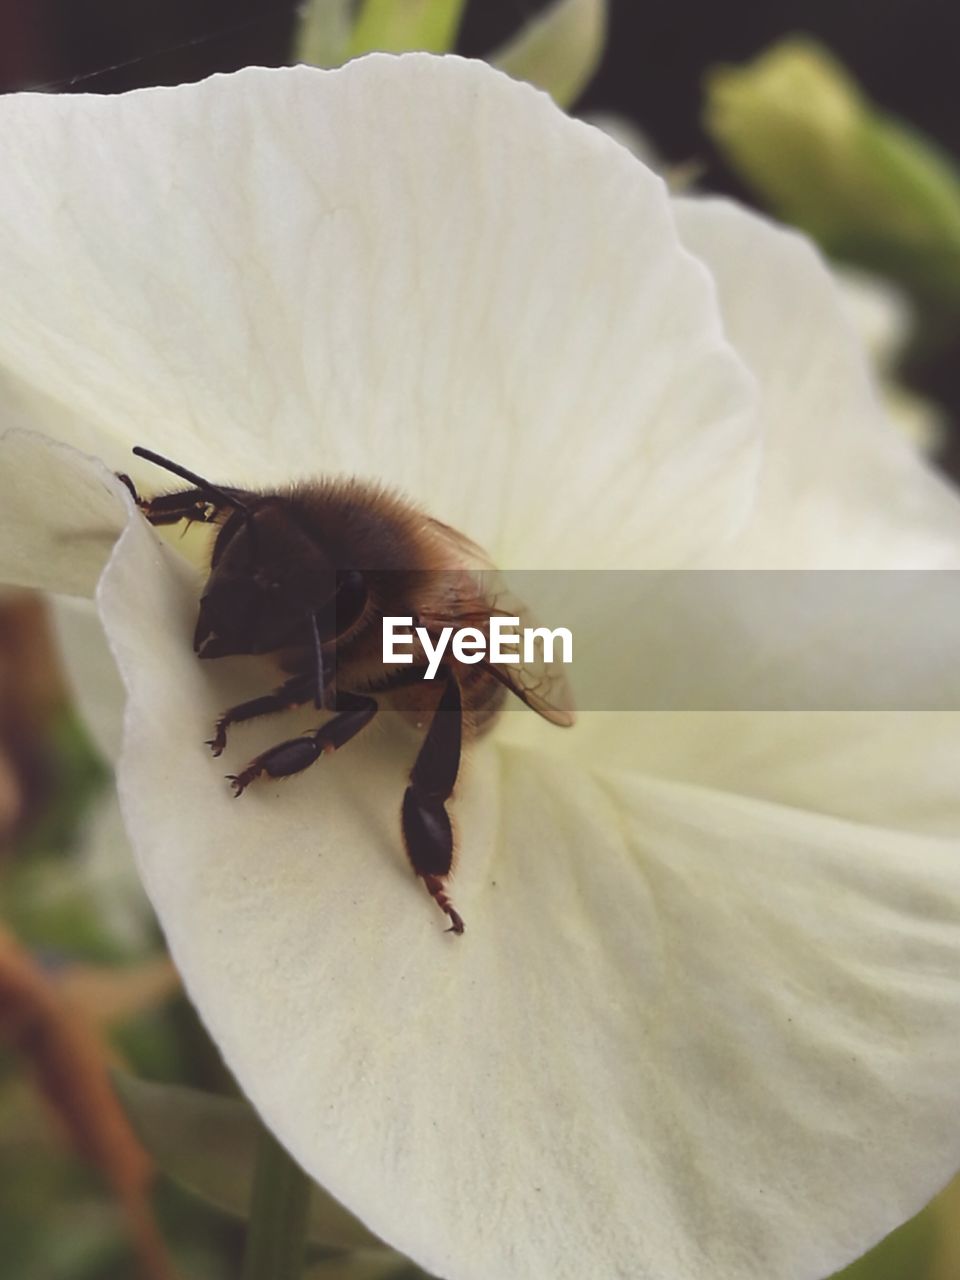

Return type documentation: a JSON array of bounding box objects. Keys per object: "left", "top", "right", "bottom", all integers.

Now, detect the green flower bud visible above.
[{"left": 705, "top": 38, "right": 960, "bottom": 310}]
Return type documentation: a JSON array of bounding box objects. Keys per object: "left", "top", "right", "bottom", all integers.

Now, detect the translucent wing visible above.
[{"left": 421, "top": 519, "right": 576, "bottom": 728}]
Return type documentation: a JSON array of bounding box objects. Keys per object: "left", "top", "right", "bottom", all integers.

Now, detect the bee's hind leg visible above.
[
  {"left": 401, "top": 671, "right": 466, "bottom": 935},
  {"left": 226, "top": 692, "right": 377, "bottom": 796}
]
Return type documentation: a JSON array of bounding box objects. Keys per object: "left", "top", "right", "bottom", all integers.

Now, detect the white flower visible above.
[
  {"left": 2, "top": 54, "right": 960, "bottom": 1280},
  {"left": 834, "top": 267, "right": 946, "bottom": 454}
]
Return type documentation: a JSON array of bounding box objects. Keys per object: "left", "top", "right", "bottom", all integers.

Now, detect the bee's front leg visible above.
[
  {"left": 115, "top": 473, "right": 219, "bottom": 527},
  {"left": 226, "top": 692, "right": 377, "bottom": 796},
  {"left": 206, "top": 674, "right": 317, "bottom": 757}
]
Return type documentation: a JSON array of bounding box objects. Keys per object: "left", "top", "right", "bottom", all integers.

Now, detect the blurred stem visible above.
[
  {"left": 241, "top": 1121, "right": 311, "bottom": 1280},
  {"left": 0, "top": 925, "right": 176, "bottom": 1280}
]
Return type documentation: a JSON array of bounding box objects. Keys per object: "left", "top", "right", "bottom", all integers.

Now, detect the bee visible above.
[{"left": 118, "top": 447, "right": 574, "bottom": 934}]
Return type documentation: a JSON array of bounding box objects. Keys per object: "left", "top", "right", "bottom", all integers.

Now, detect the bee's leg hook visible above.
[{"left": 116, "top": 473, "right": 142, "bottom": 505}]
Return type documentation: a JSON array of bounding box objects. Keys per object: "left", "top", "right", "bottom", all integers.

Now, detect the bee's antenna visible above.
[{"left": 132, "top": 446, "right": 250, "bottom": 514}]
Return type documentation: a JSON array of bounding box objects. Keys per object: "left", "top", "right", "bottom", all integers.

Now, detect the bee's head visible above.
[
  {"left": 195, "top": 503, "right": 365, "bottom": 658},
  {"left": 128, "top": 448, "right": 367, "bottom": 661}
]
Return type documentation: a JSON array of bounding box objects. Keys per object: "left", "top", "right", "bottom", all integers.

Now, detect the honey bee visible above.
[{"left": 118, "top": 447, "right": 574, "bottom": 934}]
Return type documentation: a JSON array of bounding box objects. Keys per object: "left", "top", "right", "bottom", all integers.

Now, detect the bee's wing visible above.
[
  {"left": 423, "top": 519, "right": 576, "bottom": 728},
  {"left": 479, "top": 590, "right": 576, "bottom": 727}
]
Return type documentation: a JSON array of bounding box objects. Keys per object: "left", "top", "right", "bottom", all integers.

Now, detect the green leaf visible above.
[
  {"left": 241, "top": 1123, "right": 311, "bottom": 1280},
  {"left": 347, "top": 0, "right": 467, "bottom": 56},
  {"left": 305, "top": 1251, "right": 430, "bottom": 1279},
  {"left": 295, "top": 0, "right": 356, "bottom": 68},
  {"left": 704, "top": 37, "right": 960, "bottom": 311},
  {"left": 490, "top": 0, "right": 608, "bottom": 108},
  {"left": 828, "top": 1195, "right": 938, "bottom": 1279},
  {"left": 113, "top": 1072, "right": 381, "bottom": 1250}
]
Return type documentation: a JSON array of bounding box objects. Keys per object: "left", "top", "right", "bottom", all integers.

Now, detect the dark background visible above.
[
  {"left": 1, "top": 0, "right": 958, "bottom": 449},
  {"left": 3, "top": 0, "right": 957, "bottom": 177}
]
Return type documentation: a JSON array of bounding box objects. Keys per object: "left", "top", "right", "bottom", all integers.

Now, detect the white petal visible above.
[
  {"left": 0, "top": 58, "right": 757, "bottom": 568},
  {"left": 544, "top": 201, "right": 960, "bottom": 834},
  {"left": 832, "top": 267, "right": 911, "bottom": 368},
  {"left": 98, "top": 517, "right": 960, "bottom": 1279},
  {"left": 828, "top": 272, "right": 947, "bottom": 456},
  {"left": 0, "top": 429, "right": 126, "bottom": 595},
  {"left": 78, "top": 789, "right": 156, "bottom": 950},
  {"left": 50, "top": 594, "right": 126, "bottom": 762},
  {"left": 50, "top": 599, "right": 152, "bottom": 948},
  {"left": 541, "top": 709, "right": 960, "bottom": 836},
  {"left": 673, "top": 197, "right": 960, "bottom": 568}
]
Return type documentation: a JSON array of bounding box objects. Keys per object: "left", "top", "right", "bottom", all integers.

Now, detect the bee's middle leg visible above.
[
  {"left": 207, "top": 674, "right": 318, "bottom": 757},
  {"left": 401, "top": 672, "right": 465, "bottom": 935},
  {"left": 227, "top": 692, "right": 377, "bottom": 796}
]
